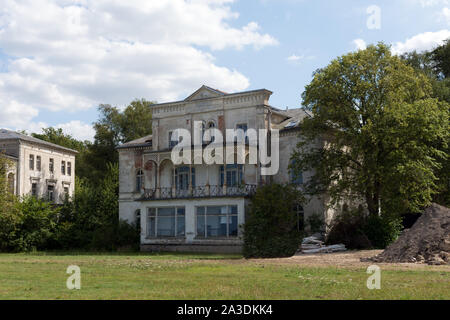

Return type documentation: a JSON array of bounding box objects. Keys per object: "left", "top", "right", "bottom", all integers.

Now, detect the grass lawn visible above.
[{"left": 0, "top": 252, "right": 448, "bottom": 300}]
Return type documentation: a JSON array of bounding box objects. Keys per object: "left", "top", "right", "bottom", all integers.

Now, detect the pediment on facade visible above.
[{"left": 184, "top": 85, "right": 227, "bottom": 101}]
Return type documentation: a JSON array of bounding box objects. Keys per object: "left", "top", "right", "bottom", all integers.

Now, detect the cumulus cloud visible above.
[
  {"left": 0, "top": 0, "right": 277, "bottom": 136},
  {"left": 55, "top": 121, "right": 96, "bottom": 142},
  {"left": 391, "top": 29, "right": 450, "bottom": 54},
  {"left": 352, "top": 39, "right": 367, "bottom": 51}
]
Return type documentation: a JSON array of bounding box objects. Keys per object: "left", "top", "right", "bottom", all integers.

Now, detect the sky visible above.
[{"left": 0, "top": 0, "right": 449, "bottom": 141}]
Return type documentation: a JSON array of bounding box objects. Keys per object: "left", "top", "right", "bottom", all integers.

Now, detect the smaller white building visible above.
[{"left": 0, "top": 129, "right": 77, "bottom": 203}]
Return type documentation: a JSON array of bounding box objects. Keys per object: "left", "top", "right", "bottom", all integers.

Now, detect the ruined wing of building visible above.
[
  {"left": 117, "top": 85, "right": 333, "bottom": 253},
  {"left": 0, "top": 129, "right": 77, "bottom": 204}
]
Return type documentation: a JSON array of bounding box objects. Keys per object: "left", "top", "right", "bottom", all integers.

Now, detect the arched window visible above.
[
  {"left": 7, "top": 173, "right": 14, "bottom": 194},
  {"left": 136, "top": 169, "right": 144, "bottom": 192}
]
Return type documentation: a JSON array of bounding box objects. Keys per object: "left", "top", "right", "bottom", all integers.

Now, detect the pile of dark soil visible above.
[{"left": 364, "top": 203, "right": 449, "bottom": 265}]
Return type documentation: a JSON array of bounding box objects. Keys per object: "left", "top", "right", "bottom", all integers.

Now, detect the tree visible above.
[
  {"left": 87, "top": 99, "right": 154, "bottom": 183},
  {"left": 291, "top": 43, "right": 449, "bottom": 217},
  {"left": 401, "top": 40, "right": 450, "bottom": 206}
]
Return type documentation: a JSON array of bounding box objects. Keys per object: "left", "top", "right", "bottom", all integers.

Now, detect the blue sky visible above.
[{"left": 0, "top": 0, "right": 449, "bottom": 140}]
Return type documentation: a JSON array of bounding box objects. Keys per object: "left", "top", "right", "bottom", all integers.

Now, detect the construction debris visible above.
[
  {"left": 363, "top": 203, "right": 450, "bottom": 265},
  {"left": 297, "top": 235, "right": 347, "bottom": 254}
]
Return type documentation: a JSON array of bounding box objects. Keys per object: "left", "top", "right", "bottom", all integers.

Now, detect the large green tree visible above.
[
  {"left": 401, "top": 39, "right": 450, "bottom": 206},
  {"left": 291, "top": 43, "right": 449, "bottom": 216}
]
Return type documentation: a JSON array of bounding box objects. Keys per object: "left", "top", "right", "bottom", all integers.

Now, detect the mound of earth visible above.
[{"left": 364, "top": 203, "right": 450, "bottom": 265}]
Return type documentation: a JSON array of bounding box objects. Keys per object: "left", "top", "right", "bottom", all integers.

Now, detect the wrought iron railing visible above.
[{"left": 140, "top": 184, "right": 257, "bottom": 200}]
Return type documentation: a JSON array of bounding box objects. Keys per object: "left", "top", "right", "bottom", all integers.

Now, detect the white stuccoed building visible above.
[
  {"left": 0, "top": 129, "right": 77, "bottom": 203},
  {"left": 117, "top": 86, "right": 332, "bottom": 253}
]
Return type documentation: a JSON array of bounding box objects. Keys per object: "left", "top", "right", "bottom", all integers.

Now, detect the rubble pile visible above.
[
  {"left": 365, "top": 203, "right": 450, "bottom": 265},
  {"left": 298, "top": 234, "right": 347, "bottom": 254}
]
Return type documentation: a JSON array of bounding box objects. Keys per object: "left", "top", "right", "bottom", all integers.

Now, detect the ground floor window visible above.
[
  {"left": 31, "top": 183, "right": 38, "bottom": 197},
  {"left": 47, "top": 185, "right": 55, "bottom": 202},
  {"left": 147, "top": 207, "right": 185, "bottom": 238},
  {"left": 196, "top": 205, "right": 238, "bottom": 238}
]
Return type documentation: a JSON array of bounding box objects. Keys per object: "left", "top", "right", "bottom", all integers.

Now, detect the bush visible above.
[
  {"left": 363, "top": 213, "right": 403, "bottom": 249},
  {"left": 243, "top": 184, "right": 304, "bottom": 258},
  {"left": 326, "top": 205, "right": 403, "bottom": 249}
]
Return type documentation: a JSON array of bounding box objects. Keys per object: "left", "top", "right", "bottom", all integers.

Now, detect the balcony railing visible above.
[{"left": 140, "top": 184, "right": 257, "bottom": 201}]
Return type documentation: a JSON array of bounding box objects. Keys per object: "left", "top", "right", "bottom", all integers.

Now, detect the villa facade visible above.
[
  {"left": 118, "top": 86, "right": 331, "bottom": 253},
  {"left": 0, "top": 129, "right": 77, "bottom": 204}
]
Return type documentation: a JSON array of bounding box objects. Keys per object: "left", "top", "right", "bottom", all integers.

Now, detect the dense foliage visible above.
[
  {"left": 400, "top": 39, "right": 450, "bottom": 206},
  {"left": 243, "top": 184, "right": 304, "bottom": 258},
  {"left": 291, "top": 43, "right": 449, "bottom": 218},
  {"left": 325, "top": 205, "right": 402, "bottom": 249},
  {"left": 0, "top": 98, "right": 153, "bottom": 252},
  {"left": 0, "top": 162, "right": 139, "bottom": 252}
]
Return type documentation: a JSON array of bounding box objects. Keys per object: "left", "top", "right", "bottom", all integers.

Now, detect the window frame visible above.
[
  {"left": 61, "top": 161, "right": 66, "bottom": 175},
  {"left": 36, "top": 156, "right": 41, "bottom": 171},
  {"left": 146, "top": 207, "right": 186, "bottom": 238},
  {"left": 136, "top": 169, "right": 144, "bottom": 192},
  {"left": 29, "top": 154, "right": 34, "bottom": 170},
  {"left": 67, "top": 162, "right": 71, "bottom": 176},
  {"left": 49, "top": 158, "right": 54, "bottom": 173},
  {"left": 195, "top": 205, "right": 238, "bottom": 239}
]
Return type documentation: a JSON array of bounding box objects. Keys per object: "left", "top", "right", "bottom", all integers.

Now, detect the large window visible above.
[
  {"left": 220, "top": 164, "right": 243, "bottom": 186},
  {"left": 67, "top": 162, "right": 72, "bottom": 176},
  {"left": 196, "top": 205, "right": 238, "bottom": 238},
  {"left": 61, "top": 161, "right": 66, "bottom": 175},
  {"left": 147, "top": 207, "right": 185, "bottom": 238}
]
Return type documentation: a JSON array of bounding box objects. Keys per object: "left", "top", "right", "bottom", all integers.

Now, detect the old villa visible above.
[{"left": 118, "top": 86, "right": 335, "bottom": 253}]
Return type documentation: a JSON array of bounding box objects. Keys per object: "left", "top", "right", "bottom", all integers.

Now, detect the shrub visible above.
[
  {"left": 326, "top": 205, "right": 403, "bottom": 249},
  {"left": 325, "top": 206, "right": 372, "bottom": 249},
  {"left": 243, "top": 184, "right": 304, "bottom": 258},
  {"left": 363, "top": 213, "right": 403, "bottom": 249}
]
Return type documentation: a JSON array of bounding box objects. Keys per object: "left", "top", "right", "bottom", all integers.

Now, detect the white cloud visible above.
[
  {"left": 0, "top": 0, "right": 277, "bottom": 135},
  {"left": 55, "top": 121, "right": 96, "bottom": 141},
  {"left": 442, "top": 7, "right": 450, "bottom": 24},
  {"left": 287, "top": 54, "right": 303, "bottom": 61},
  {"left": 391, "top": 29, "right": 450, "bottom": 54},
  {"left": 352, "top": 39, "right": 367, "bottom": 50}
]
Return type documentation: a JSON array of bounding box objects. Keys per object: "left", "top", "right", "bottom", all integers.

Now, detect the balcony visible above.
[{"left": 139, "top": 184, "right": 257, "bottom": 201}]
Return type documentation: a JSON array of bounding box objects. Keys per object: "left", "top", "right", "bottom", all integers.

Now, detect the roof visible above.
[
  {"left": 0, "top": 153, "right": 18, "bottom": 161},
  {"left": 116, "top": 134, "right": 153, "bottom": 150},
  {"left": 0, "top": 129, "right": 78, "bottom": 154},
  {"left": 272, "top": 108, "right": 312, "bottom": 131},
  {"left": 150, "top": 85, "right": 273, "bottom": 108}
]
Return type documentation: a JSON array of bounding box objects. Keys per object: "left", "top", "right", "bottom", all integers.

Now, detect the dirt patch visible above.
[
  {"left": 363, "top": 203, "right": 450, "bottom": 265},
  {"left": 242, "top": 250, "right": 450, "bottom": 271}
]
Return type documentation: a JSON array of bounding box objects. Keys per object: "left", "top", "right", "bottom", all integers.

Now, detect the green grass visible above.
[{"left": 0, "top": 252, "right": 448, "bottom": 300}]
